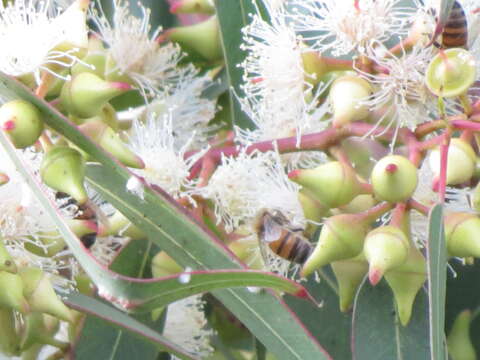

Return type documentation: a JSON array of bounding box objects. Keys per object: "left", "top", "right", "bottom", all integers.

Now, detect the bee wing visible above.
[{"left": 262, "top": 215, "right": 283, "bottom": 243}]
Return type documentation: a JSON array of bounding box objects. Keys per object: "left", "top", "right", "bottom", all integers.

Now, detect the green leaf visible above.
[
  {"left": 214, "top": 0, "right": 255, "bottom": 129},
  {"left": 427, "top": 204, "right": 448, "bottom": 360},
  {"left": 65, "top": 292, "right": 197, "bottom": 360},
  {"left": 0, "top": 74, "right": 329, "bottom": 360},
  {"left": 352, "top": 279, "right": 431, "bottom": 359},
  {"left": 284, "top": 269, "right": 352, "bottom": 360}
]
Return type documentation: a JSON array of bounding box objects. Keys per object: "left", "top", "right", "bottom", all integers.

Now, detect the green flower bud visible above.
[
  {"left": 425, "top": 48, "right": 476, "bottom": 98},
  {"left": 0, "top": 308, "right": 20, "bottom": 356},
  {"left": 371, "top": 155, "right": 418, "bottom": 203},
  {"left": 228, "top": 239, "right": 264, "bottom": 270},
  {"left": 25, "top": 230, "right": 66, "bottom": 258},
  {"left": 79, "top": 120, "right": 144, "bottom": 168},
  {"left": 0, "top": 237, "right": 16, "bottom": 273},
  {"left": 71, "top": 52, "right": 107, "bottom": 78},
  {"left": 298, "top": 190, "right": 329, "bottom": 236},
  {"left": 338, "top": 194, "right": 377, "bottom": 214},
  {"left": 40, "top": 146, "right": 88, "bottom": 204},
  {"left": 71, "top": 103, "right": 119, "bottom": 131},
  {"left": 99, "top": 210, "right": 144, "bottom": 240},
  {"left": 0, "top": 100, "right": 44, "bottom": 149},
  {"left": 170, "top": 0, "right": 215, "bottom": 14},
  {"left": 429, "top": 139, "right": 476, "bottom": 185},
  {"left": 19, "top": 267, "right": 73, "bottom": 322},
  {"left": 384, "top": 246, "right": 427, "bottom": 326},
  {"left": 331, "top": 254, "right": 368, "bottom": 312},
  {"left": 301, "top": 214, "right": 370, "bottom": 277},
  {"left": 330, "top": 75, "right": 372, "bottom": 127},
  {"left": 289, "top": 161, "right": 363, "bottom": 208},
  {"left": 447, "top": 310, "right": 476, "bottom": 360},
  {"left": 151, "top": 251, "right": 183, "bottom": 278},
  {"left": 444, "top": 212, "right": 480, "bottom": 258},
  {"left": 364, "top": 225, "right": 410, "bottom": 285},
  {"left": 166, "top": 16, "right": 222, "bottom": 61},
  {"left": 20, "top": 313, "right": 63, "bottom": 351},
  {"left": 60, "top": 72, "right": 131, "bottom": 118},
  {"left": 0, "top": 271, "right": 29, "bottom": 313},
  {"left": 301, "top": 49, "right": 353, "bottom": 86}
]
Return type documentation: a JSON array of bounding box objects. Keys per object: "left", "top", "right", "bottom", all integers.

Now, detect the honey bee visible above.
[
  {"left": 440, "top": 0, "right": 468, "bottom": 48},
  {"left": 256, "top": 210, "right": 312, "bottom": 265}
]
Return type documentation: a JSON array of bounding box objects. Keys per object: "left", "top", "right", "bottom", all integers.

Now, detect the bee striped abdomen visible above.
[
  {"left": 442, "top": 1, "right": 468, "bottom": 48},
  {"left": 268, "top": 230, "right": 312, "bottom": 264}
]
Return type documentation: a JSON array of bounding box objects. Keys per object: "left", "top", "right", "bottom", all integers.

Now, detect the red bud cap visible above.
[
  {"left": 0, "top": 100, "right": 44, "bottom": 149},
  {"left": 364, "top": 225, "right": 410, "bottom": 286},
  {"left": 301, "top": 214, "right": 370, "bottom": 277},
  {"left": 447, "top": 310, "right": 476, "bottom": 360},
  {"left": 371, "top": 155, "right": 418, "bottom": 203}
]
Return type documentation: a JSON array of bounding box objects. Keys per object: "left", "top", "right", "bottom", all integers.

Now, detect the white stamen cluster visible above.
[
  {"left": 288, "top": 0, "right": 413, "bottom": 56},
  {"left": 91, "top": 0, "right": 188, "bottom": 95},
  {"left": 199, "top": 150, "right": 304, "bottom": 233}
]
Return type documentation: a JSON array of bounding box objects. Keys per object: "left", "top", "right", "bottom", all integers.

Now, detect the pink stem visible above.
[
  {"left": 438, "top": 131, "right": 452, "bottom": 202},
  {"left": 451, "top": 119, "right": 480, "bottom": 131}
]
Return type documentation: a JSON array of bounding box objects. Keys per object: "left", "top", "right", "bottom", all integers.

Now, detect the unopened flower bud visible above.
[
  {"left": 425, "top": 48, "right": 476, "bottom": 98},
  {"left": 0, "top": 272, "right": 29, "bottom": 313},
  {"left": 0, "top": 238, "right": 16, "bottom": 273},
  {"left": 364, "top": 225, "right": 410, "bottom": 285},
  {"left": 429, "top": 139, "right": 476, "bottom": 185},
  {"left": 330, "top": 75, "right": 372, "bottom": 127},
  {"left": 384, "top": 246, "right": 427, "bottom": 326},
  {"left": 301, "top": 214, "right": 369, "bottom": 277},
  {"left": 20, "top": 313, "right": 61, "bottom": 351},
  {"left": 170, "top": 0, "right": 215, "bottom": 14},
  {"left": 331, "top": 254, "right": 368, "bottom": 312},
  {"left": 71, "top": 52, "right": 107, "bottom": 79},
  {"left": 298, "top": 191, "right": 329, "bottom": 236},
  {"left": 166, "top": 16, "right": 222, "bottom": 61},
  {"left": 71, "top": 103, "right": 119, "bottom": 131},
  {"left": 371, "top": 155, "right": 418, "bottom": 203},
  {"left": 447, "top": 310, "right": 476, "bottom": 360},
  {"left": 301, "top": 49, "right": 353, "bottom": 86},
  {"left": 289, "top": 161, "right": 363, "bottom": 208},
  {"left": 228, "top": 239, "right": 264, "bottom": 270},
  {"left": 0, "top": 308, "right": 20, "bottom": 356},
  {"left": 99, "top": 210, "right": 144, "bottom": 239},
  {"left": 19, "top": 267, "right": 73, "bottom": 322},
  {"left": 60, "top": 72, "right": 131, "bottom": 118},
  {"left": 151, "top": 251, "right": 183, "bottom": 278},
  {"left": 0, "top": 100, "right": 44, "bottom": 149},
  {"left": 79, "top": 120, "right": 145, "bottom": 169},
  {"left": 338, "top": 194, "right": 376, "bottom": 214},
  {"left": 444, "top": 212, "right": 480, "bottom": 258},
  {"left": 40, "top": 146, "right": 88, "bottom": 204}
]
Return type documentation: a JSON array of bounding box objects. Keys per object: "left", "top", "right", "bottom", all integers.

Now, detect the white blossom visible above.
[
  {"left": 91, "top": 0, "right": 189, "bottom": 95},
  {"left": 288, "top": 0, "right": 413, "bottom": 56}
]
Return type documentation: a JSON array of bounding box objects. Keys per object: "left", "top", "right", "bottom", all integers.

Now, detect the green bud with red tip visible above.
[
  {"left": 301, "top": 213, "right": 370, "bottom": 277},
  {"left": 447, "top": 310, "right": 476, "bottom": 360},
  {"left": 289, "top": 161, "right": 364, "bottom": 208},
  {"left": 429, "top": 139, "right": 476, "bottom": 185},
  {"left": 0, "top": 308, "right": 20, "bottom": 356},
  {"left": 166, "top": 16, "right": 222, "bottom": 61},
  {"left": 425, "top": 48, "right": 476, "bottom": 98},
  {"left": 331, "top": 254, "right": 368, "bottom": 312},
  {"left": 0, "top": 100, "right": 44, "bottom": 149},
  {"left": 19, "top": 267, "right": 73, "bottom": 322},
  {"left": 0, "top": 271, "right": 30, "bottom": 313},
  {"left": 384, "top": 246, "right": 427, "bottom": 326},
  {"left": 364, "top": 225, "right": 410, "bottom": 286},
  {"left": 444, "top": 212, "right": 480, "bottom": 258},
  {"left": 79, "top": 120, "right": 145, "bottom": 168},
  {"left": 40, "top": 146, "right": 88, "bottom": 204},
  {"left": 151, "top": 251, "right": 183, "bottom": 278},
  {"left": 169, "top": 0, "right": 215, "bottom": 14},
  {"left": 329, "top": 75, "right": 372, "bottom": 127},
  {"left": 60, "top": 72, "right": 131, "bottom": 118},
  {"left": 371, "top": 155, "right": 418, "bottom": 203}
]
